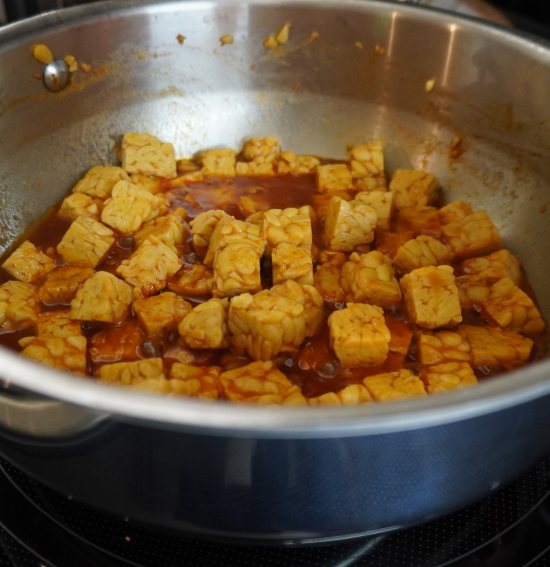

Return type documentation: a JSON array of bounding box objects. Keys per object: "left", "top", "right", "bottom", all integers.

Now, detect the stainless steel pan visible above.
[{"left": 0, "top": 0, "right": 549, "bottom": 544}]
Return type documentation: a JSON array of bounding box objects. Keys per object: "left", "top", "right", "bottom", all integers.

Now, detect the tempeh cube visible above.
[
  {"left": 441, "top": 210, "right": 503, "bottom": 259},
  {"left": 277, "top": 152, "right": 320, "bottom": 174},
  {"left": 116, "top": 236, "right": 183, "bottom": 298},
  {"left": 70, "top": 271, "right": 133, "bottom": 323},
  {"left": 484, "top": 278, "right": 545, "bottom": 334},
  {"left": 134, "top": 292, "right": 193, "bottom": 336},
  {"left": 262, "top": 206, "right": 312, "bottom": 257},
  {"left": 100, "top": 358, "right": 168, "bottom": 392},
  {"left": 393, "top": 235, "right": 453, "bottom": 276},
  {"left": 121, "top": 133, "right": 176, "bottom": 178},
  {"left": 313, "top": 254, "right": 346, "bottom": 306},
  {"left": 312, "top": 191, "right": 352, "bottom": 220},
  {"left": 236, "top": 162, "right": 276, "bottom": 175},
  {"left": 228, "top": 281, "right": 324, "bottom": 360},
  {"left": 455, "top": 275, "right": 491, "bottom": 310},
  {"left": 57, "top": 216, "right": 115, "bottom": 267},
  {"left": 212, "top": 242, "right": 262, "bottom": 298},
  {"left": 328, "top": 303, "right": 391, "bottom": 366},
  {"left": 375, "top": 230, "right": 414, "bottom": 259},
  {"left": 349, "top": 140, "right": 387, "bottom": 191},
  {"left": 201, "top": 148, "right": 237, "bottom": 176},
  {"left": 36, "top": 310, "right": 82, "bottom": 338},
  {"left": 190, "top": 210, "right": 229, "bottom": 259},
  {"left": 169, "top": 363, "right": 221, "bottom": 399},
  {"left": 59, "top": 193, "right": 104, "bottom": 222},
  {"left": 130, "top": 173, "right": 161, "bottom": 194},
  {"left": 219, "top": 360, "right": 306, "bottom": 405},
  {"left": 72, "top": 166, "right": 130, "bottom": 199},
  {"left": 459, "top": 324, "right": 533, "bottom": 368},
  {"left": 308, "top": 384, "right": 373, "bottom": 406},
  {"left": 19, "top": 335, "right": 87, "bottom": 374},
  {"left": 394, "top": 206, "right": 442, "bottom": 237},
  {"left": 236, "top": 138, "right": 280, "bottom": 175},
  {"left": 438, "top": 200, "right": 473, "bottom": 225},
  {"left": 238, "top": 195, "right": 270, "bottom": 216},
  {"left": 389, "top": 169, "right": 440, "bottom": 210},
  {"left": 38, "top": 266, "right": 95, "bottom": 305},
  {"left": 272, "top": 243, "right": 314, "bottom": 286},
  {"left": 317, "top": 164, "right": 353, "bottom": 193},
  {"left": 461, "top": 250, "right": 521, "bottom": 286},
  {"left": 168, "top": 264, "right": 214, "bottom": 296},
  {"left": 387, "top": 318, "right": 414, "bottom": 356},
  {"left": 420, "top": 362, "right": 478, "bottom": 394},
  {"left": 101, "top": 181, "right": 166, "bottom": 234},
  {"left": 0, "top": 281, "right": 40, "bottom": 329},
  {"left": 418, "top": 329, "right": 471, "bottom": 365},
  {"left": 323, "top": 197, "right": 377, "bottom": 251},
  {"left": 400, "top": 265, "right": 462, "bottom": 329},
  {"left": 340, "top": 251, "right": 401, "bottom": 308},
  {"left": 363, "top": 369, "right": 427, "bottom": 402},
  {"left": 178, "top": 297, "right": 230, "bottom": 349},
  {"left": 355, "top": 191, "right": 393, "bottom": 230},
  {"left": 2, "top": 241, "right": 54, "bottom": 282},
  {"left": 134, "top": 213, "right": 187, "bottom": 255}
]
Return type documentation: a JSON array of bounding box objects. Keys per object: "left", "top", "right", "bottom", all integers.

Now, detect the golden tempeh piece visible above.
[
  {"left": 442, "top": 210, "right": 503, "bottom": 259},
  {"left": 316, "top": 164, "right": 354, "bottom": 193},
  {"left": 484, "top": 278, "right": 545, "bottom": 335},
  {"left": 200, "top": 148, "right": 237, "bottom": 176},
  {"left": 393, "top": 235, "right": 453, "bottom": 276},
  {"left": 57, "top": 217, "right": 115, "bottom": 267},
  {"left": 36, "top": 310, "right": 82, "bottom": 338},
  {"left": 400, "top": 265, "right": 462, "bottom": 329},
  {"left": 363, "top": 369, "right": 427, "bottom": 402},
  {"left": 394, "top": 206, "right": 442, "bottom": 237},
  {"left": 262, "top": 206, "right": 312, "bottom": 257},
  {"left": 238, "top": 195, "right": 270, "bottom": 216},
  {"left": 461, "top": 250, "right": 522, "bottom": 286},
  {"left": 134, "top": 292, "right": 193, "bottom": 337},
  {"left": 190, "top": 210, "right": 229, "bottom": 259},
  {"left": 312, "top": 191, "right": 353, "bottom": 220},
  {"left": 418, "top": 329, "right": 471, "bottom": 365},
  {"left": 389, "top": 169, "right": 440, "bottom": 210},
  {"left": 38, "top": 266, "right": 95, "bottom": 305},
  {"left": 340, "top": 251, "right": 402, "bottom": 308},
  {"left": 168, "top": 264, "right": 213, "bottom": 296},
  {"left": 438, "top": 200, "right": 473, "bottom": 225},
  {"left": 421, "top": 361, "right": 478, "bottom": 394},
  {"left": 229, "top": 281, "right": 324, "bottom": 361},
  {"left": 130, "top": 173, "right": 162, "bottom": 194},
  {"left": 236, "top": 137, "right": 280, "bottom": 175},
  {"left": 272, "top": 243, "right": 314, "bottom": 286},
  {"left": 308, "top": 384, "right": 373, "bottom": 406},
  {"left": 101, "top": 181, "right": 166, "bottom": 234},
  {"left": 70, "top": 271, "right": 133, "bottom": 323},
  {"left": 212, "top": 242, "right": 263, "bottom": 298},
  {"left": 455, "top": 275, "right": 491, "bottom": 310},
  {"left": 313, "top": 252, "right": 346, "bottom": 306},
  {"left": 355, "top": 191, "right": 393, "bottom": 230},
  {"left": 219, "top": 360, "right": 306, "bottom": 405},
  {"left": 328, "top": 303, "right": 391, "bottom": 366},
  {"left": 0, "top": 281, "right": 40, "bottom": 329},
  {"left": 134, "top": 213, "right": 187, "bottom": 255},
  {"left": 121, "top": 133, "right": 176, "bottom": 178},
  {"left": 169, "top": 363, "right": 221, "bottom": 399},
  {"left": 178, "top": 297, "right": 230, "bottom": 349},
  {"left": 323, "top": 197, "right": 377, "bottom": 251},
  {"left": 2, "top": 241, "right": 54, "bottom": 283},
  {"left": 100, "top": 358, "right": 168, "bottom": 392},
  {"left": 459, "top": 324, "right": 533, "bottom": 368},
  {"left": 375, "top": 230, "right": 414, "bottom": 259},
  {"left": 19, "top": 335, "right": 87, "bottom": 374},
  {"left": 349, "top": 141, "right": 387, "bottom": 191},
  {"left": 72, "top": 165, "right": 130, "bottom": 199},
  {"left": 277, "top": 152, "right": 320, "bottom": 174},
  {"left": 59, "top": 193, "right": 104, "bottom": 222}
]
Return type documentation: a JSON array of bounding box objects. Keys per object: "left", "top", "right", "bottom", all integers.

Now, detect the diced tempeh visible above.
[
  {"left": 190, "top": 210, "right": 229, "bottom": 259},
  {"left": 484, "top": 278, "right": 545, "bottom": 335},
  {"left": 0, "top": 281, "right": 40, "bottom": 329},
  {"left": 262, "top": 206, "right": 312, "bottom": 257},
  {"left": 130, "top": 173, "right": 161, "bottom": 194},
  {"left": 36, "top": 310, "right": 82, "bottom": 338},
  {"left": 363, "top": 369, "right": 427, "bottom": 402},
  {"left": 168, "top": 264, "right": 214, "bottom": 296},
  {"left": 134, "top": 292, "right": 193, "bottom": 336},
  {"left": 394, "top": 206, "right": 442, "bottom": 237},
  {"left": 57, "top": 216, "right": 115, "bottom": 267},
  {"left": 312, "top": 191, "right": 352, "bottom": 220},
  {"left": 238, "top": 195, "right": 270, "bottom": 216},
  {"left": 72, "top": 166, "right": 130, "bottom": 199},
  {"left": 455, "top": 275, "right": 491, "bottom": 310},
  {"left": 459, "top": 324, "right": 533, "bottom": 368},
  {"left": 169, "top": 363, "right": 221, "bottom": 399},
  {"left": 441, "top": 210, "right": 503, "bottom": 259},
  {"left": 313, "top": 253, "right": 346, "bottom": 306},
  {"left": 438, "top": 200, "right": 473, "bottom": 225},
  {"left": 272, "top": 243, "right": 313, "bottom": 286},
  {"left": 100, "top": 358, "right": 168, "bottom": 392},
  {"left": 19, "top": 335, "right": 87, "bottom": 374},
  {"left": 386, "top": 318, "right": 414, "bottom": 356},
  {"left": 375, "top": 230, "right": 414, "bottom": 259},
  {"left": 461, "top": 250, "right": 521, "bottom": 286},
  {"left": 418, "top": 329, "right": 471, "bottom": 365},
  {"left": 340, "top": 251, "right": 401, "bottom": 308},
  {"left": 117, "top": 236, "right": 183, "bottom": 298},
  {"left": 219, "top": 360, "right": 306, "bottom": 405},
  {"left": 349, "top": 141, "right": 387, "bottom": 191},
  {"left": 121, "top": 133, "right": 176, "bottom": 178},
  {"left": 355, "top": 191, "right": 393, "bottom": 230},
  {"left": 2, "top": 241, "right": 54, "bottom": 282},
  {"left": 229, "top": 281, "right": 324, "bottom": 361},
  {"left": 178, "top": 297, "right": 230, "bottom": 349},
  {"left": 317, "top": 164, "right": 353, "bottom": 193},
  {"left": 101, "top": 181, "right": 166, "bottom": 234},
  {"left": 277, "top": 152, "right": 320, "bottom": 174},
  {"left": 308, "top": 384, "right": 374, "bottom": 406},
  {"left": 59, "top": 193, "right": 104, "bottom": 222},
  {"left": 323, "top": 197, "right": 377, "bottom": 251},
  {"left": 394, "top": 235, "right": 453, "bottom": 276},
  {"left": 38, "top": 266, "right": 95, "bottom": 305},
  {"left": 70, "top": 271, "right": 133, "bottom": 323},
  {"left": 400, "top": 265, "right": 462, "bottom": 329},
  {"left": 328, "top": 303, "right": 390, "bottom": 366},
  {"left": 421, "top": 361, "right": 477, "bottom": 394},
  {"left": 212, "top": 242, "right": 263, "bottom": 298},
  {"left": 389, "top": 169, "right": 440, "bottom": 210},
  {"left": 236, "top": 137, "right": 280, "bottom": 175},
  {"left": 201, "top": 148, "right": 237, "bottom": 176},
  {"left": 134, "top": 213, "right": 187, "bottom": 255}
]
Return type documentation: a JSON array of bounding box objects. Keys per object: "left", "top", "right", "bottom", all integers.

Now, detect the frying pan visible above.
[{"left": 0, "top": 0, "right": 549, "bottom": 545}]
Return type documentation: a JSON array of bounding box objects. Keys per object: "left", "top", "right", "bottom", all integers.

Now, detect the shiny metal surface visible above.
[{"left": 43, "top": 58, "right": 70, "bottom": 92}]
